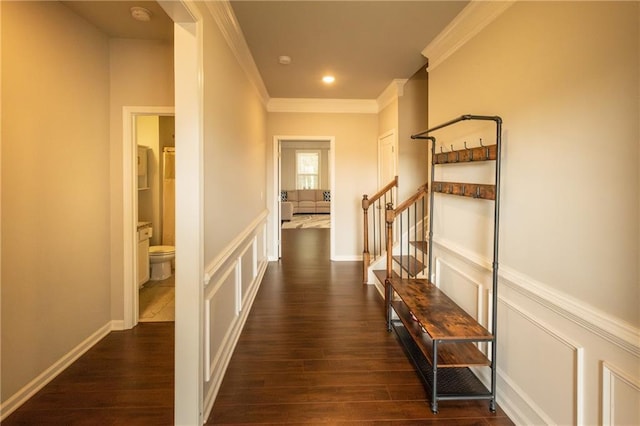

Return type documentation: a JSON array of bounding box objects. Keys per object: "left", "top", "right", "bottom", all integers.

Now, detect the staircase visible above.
[{"left": 362, "top": 183, "right": 430, "bottom": 294}]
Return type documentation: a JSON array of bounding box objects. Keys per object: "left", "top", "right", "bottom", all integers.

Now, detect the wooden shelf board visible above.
[
  {"left": 388, "top": 278, "right": 493, "bottom": 341},
  {"left": 391, "top": 301, "right": 490, "bottom": 368}
]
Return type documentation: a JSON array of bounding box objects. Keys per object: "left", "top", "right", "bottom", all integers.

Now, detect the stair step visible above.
[
  {"left": 409, "top": 240, "right": 429, "bottom": 253},
  {"left": 373, "top": 269, "right": 399, "bottom": 284},
  {"left": 393, "top": 255, "right": 426, "bottom": 277}
]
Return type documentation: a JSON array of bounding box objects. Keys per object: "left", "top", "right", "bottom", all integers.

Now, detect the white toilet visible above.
[{"left": 149, "top": 245, "right": 175, "bottom": 280}]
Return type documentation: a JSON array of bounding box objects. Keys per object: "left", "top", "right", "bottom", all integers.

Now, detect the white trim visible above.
[
  {"left": 202, "top": 246, "right": 268, "bottom": 421},
  {"left": 0, "top": 322, "right": 114, "bottom": 421},
  {"left": 432, "top": 237, "right": 640, "bottom": 357},
  {"left": 435, "top": 256, "right": 485, "bottom": 327},
  {"left": 376, "top": 79, "right": 408, "bottom": 111},
  {"left": 602, "top": 361, "right": 640, "bottom": 426},
  {"left": 122, "top": 106, "right": 175, "bottom": 331},
  {"left": 332, "top": 255, "right": 363, "bottom": 262},
  {"left": 421, "top": 0, "right": 515, "bottom": 72},
  {"left": 500, "top": 265, "right": 640, "bottom": 358},
  {"left": 267, "top": 98, "right": 378, "bottom": 114},
  {"left": 272, "top": 136, "right": 336, "bottom": 261},
  {"left": 204, "top": 0, "right": 269, "bottom": 105},
  {"left": 500, "top": 297, "right": 585, "bottom": 425},
  {"left": 203, "top": 209, "right": 268, "bottom": 286},
  {"left": 171, "top": 5, "right": 205, "bottom": 424}
]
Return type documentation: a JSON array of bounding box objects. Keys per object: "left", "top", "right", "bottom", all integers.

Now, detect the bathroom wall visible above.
[
  {"left": 136, "top": 115, "right": 176, "bottom": 247},
  {"left": 136, "top": 115, "right": 159, "bottom": 245},
  {"left": 1, "top": 0, "right": 111, "bottom": 406}
]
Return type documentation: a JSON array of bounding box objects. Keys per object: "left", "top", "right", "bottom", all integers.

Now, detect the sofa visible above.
[{"left": 281, "top": 189, "right": 330, "bottom": 219}]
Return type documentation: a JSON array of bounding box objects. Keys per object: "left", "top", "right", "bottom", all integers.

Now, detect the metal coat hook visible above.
[
  {"left": 479, "top": 138, "right": 484, "bottom": 147},
  {"left": 451, "top": 145, "right": 459, "bottom": 161}
]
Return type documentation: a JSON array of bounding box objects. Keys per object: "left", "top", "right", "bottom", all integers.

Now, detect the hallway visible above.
[
  {"left": 4, "top": 229, "right": 512, "bottom": 424},
  {"left": 208, "top": 228, "right": 513, "bottom": 424}
]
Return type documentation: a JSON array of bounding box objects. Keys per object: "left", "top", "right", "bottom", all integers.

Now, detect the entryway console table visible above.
[{"left": 387, "top": 115, "right": 502, "bottom": 414}]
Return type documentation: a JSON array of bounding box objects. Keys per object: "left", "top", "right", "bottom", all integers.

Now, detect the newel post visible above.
[
  {"left": 385, "top": 203, "right": 395, "bottom": 330},
  {"left": 362, "top": 194, "right": 370, "bottom": 284}
]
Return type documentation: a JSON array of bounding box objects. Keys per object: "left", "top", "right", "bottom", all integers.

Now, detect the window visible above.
[{"left": 296, "top": 150, "right": 320, "bottom": 189}]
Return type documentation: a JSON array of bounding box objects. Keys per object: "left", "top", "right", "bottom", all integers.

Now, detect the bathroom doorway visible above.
[
  {"left": 136, "top": 116, "right": 176, "bottom": 322},
  {"left": 122, "top": 107, "right": 175, "bottom": 328}
]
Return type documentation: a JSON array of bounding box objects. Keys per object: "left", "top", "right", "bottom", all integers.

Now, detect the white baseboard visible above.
[
  {"left": 331, "top": 254, "right": 362, "bottom": 261},
  {"left": 0, "top": 321, "right": 113, "bottom": 421}
]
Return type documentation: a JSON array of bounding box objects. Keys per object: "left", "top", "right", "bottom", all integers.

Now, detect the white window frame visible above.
[{"left": 295, "top": 149, "right": 321, "bottom": 189}]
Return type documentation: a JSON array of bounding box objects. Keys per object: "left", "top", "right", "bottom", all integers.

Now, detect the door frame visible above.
[
  {"left": 272, "top": 136, "right": 336, "bottom": 259},
  {"left": 122, "top": 106, "right": 175, "bottom": 330}
]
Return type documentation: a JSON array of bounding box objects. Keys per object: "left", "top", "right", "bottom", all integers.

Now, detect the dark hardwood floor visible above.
[
  {"left": 3, "top": 323, "right": 174, "bottom": 425},
  {"left": 4, "top": 228, "right": 513, "bottom": 425},
  {"left": 208, "top": 229, "right": 513, "bottom": 425}
]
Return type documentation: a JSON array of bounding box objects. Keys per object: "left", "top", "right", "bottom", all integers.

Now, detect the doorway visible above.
[
  {"left": 136, "top": 116, "right": 176, "bottom": 322},
  {"left": 123, "top": 107, "right": 175, "bottom": 328},
  {"left": 273, "top": 136, "right": 336, "bottom": 259}
]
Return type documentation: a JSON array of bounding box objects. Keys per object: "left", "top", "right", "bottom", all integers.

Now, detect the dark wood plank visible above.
[
  {"left": 391, "top": 301, "right": 490, "bottom": 367},
  {"left": 432, "top": 181, "right": 496, "bottom": 200},
  {"left": 434, "top": 144, "right": 497, "bottom": 164},
  {"left": 388, "top": 278, "right": 493, "bottom": 341}
]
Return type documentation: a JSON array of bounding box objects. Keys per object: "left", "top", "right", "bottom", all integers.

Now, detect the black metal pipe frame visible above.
[{"left": 413, "top": 115, "right": 502, "bottom": 413}]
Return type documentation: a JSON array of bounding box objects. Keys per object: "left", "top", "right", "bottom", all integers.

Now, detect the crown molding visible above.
[
  {"left": 267, "top": 98, "right": 378, "bottom": 114},
  {"left": 205, "top": 0, "right": 270, "bottom": 105},
  {"left": 376, "top": 79, "right": 408, "bottom": 111},
  {"left": 422, "top": 0, "right": 515, "bottom": 72}
]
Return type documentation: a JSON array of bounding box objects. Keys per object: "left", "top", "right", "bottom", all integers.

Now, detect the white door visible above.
[{"left": 379, "top": 130, "right": 397, "bottom": 189}]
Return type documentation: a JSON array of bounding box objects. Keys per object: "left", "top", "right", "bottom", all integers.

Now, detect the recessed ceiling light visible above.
[
  {"left": 322, "top": 75, "right": 335, "bottom": 84},
  {"left": 278, "top": 56, "right": 292, "bottom": 65},
  {"left": 130, "top": 7, "right": 152, "bottom": 22}
]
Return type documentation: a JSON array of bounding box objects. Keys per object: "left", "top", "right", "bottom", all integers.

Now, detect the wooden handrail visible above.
[
  {"left": 363, "top": 176, "right": 398, "bottom": 209},
  {"left": 393, "top": 183, "right": 428, "bottom": 216}
]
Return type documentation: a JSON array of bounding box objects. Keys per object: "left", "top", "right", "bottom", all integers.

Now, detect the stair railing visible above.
[
  {"left": 361, "top": 176, "right": 398, "bottom": 283},
  {"left": 385, "top": 183, "right": 429, "bottom": 282}
]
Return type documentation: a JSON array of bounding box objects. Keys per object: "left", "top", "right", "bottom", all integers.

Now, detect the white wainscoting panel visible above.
[
  {"left": 240, "top": 240, "right": 255, "bottom": 308},
  {"left": 204, "top": 265, "right": 238, "bottom": 382},
  {"left": 428, "top": 238, "right": 639, "bottom": 425},
  {"left": 499, "top": 298, "right": 584, "bottom": 425},
  {"left": 602, "top": 362, "right": 640, "bottom": 426},
  {"left": 434, "top": 257, "right": 485, "bottom": 326},
  {"left": 202, "top": 217, "right": 269, "bottom": 421}
]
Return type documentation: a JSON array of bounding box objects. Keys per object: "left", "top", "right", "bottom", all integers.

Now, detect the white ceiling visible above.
[{"left": 62, "top": 1, "right": 469, "bottom": 100}]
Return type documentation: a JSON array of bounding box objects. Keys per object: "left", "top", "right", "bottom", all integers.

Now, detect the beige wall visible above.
[
  {"left": 268, "top": 113, "right": 378, "bottom": 259},
  {"left": 280, "top": 141, "right": 330, "bottom": 190},
  {"left": 200, "top": 7, "right": 267, "bottom": 263},
  {"left": 428, "top": 2, "right": 639, "bottom": 423},
  {"left": 109, "top": 38, "right": 174, "bottom": 319},
  {"left": 1, "top": 1, "right": 111, "bottom": 401},
  {"left": 398, "top": 68, "right": 430, "bottom": 201},
  {"left": 431, "top": 1, "right": 639, "bottom": 326},
  {"left": 378, "top": 99, "right": 398, "bottom": 137}
]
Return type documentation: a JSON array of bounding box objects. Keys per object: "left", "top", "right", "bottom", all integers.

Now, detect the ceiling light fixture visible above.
[
  {"left": 278, "top": 56, "right": 292, "bottom": 65},
  {"left": 130, "top": 6, "right": 152, "bottom": 22},
  {"left": 322, "top": 75, "right": 335, "bottom": 84}
]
